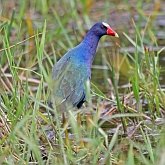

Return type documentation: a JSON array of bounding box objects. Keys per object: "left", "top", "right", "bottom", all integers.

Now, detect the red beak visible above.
[{"left": 107, "top": 27, "right": 119, "bottom": 37}]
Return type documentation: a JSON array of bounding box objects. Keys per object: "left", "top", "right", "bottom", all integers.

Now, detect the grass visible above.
[{"left": 0, "top": 0, "right": 165, "bottom": 164}]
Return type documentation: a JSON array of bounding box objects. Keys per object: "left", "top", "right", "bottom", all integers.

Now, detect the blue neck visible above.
[{"left": 81, "top": 31, "right": 101, "bottom": 65}]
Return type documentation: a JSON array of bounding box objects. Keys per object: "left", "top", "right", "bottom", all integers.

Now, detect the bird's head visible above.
[{"left": 91, "top": 22, "right": 119, "bottom": 38}]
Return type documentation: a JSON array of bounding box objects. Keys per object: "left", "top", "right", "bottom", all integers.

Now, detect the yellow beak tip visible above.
[{"left": 115, "top": 33, "right": 119, "bottom": 38}]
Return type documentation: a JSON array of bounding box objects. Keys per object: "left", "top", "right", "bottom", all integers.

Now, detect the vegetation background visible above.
[{"left": 0, "top": 0, "right": 165, "bottom": 164}]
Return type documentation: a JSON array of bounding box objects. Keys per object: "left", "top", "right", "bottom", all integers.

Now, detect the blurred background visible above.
[{"left": 1, "top": 1, "right": 165, "bottom": 164}]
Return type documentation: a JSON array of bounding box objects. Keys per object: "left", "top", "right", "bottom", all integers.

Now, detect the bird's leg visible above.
[
  {"left": 77, "top": 112, "right": 81, "bottom": 126},
  {"left": 86, "top": 112, "right": 92, "bottom": 130},
  {"left": 77, "top": 112, "right": 84, "bottom": 148},
  {"left": 62, "top": 112, "right": 70, "bottom": 147},
  {"left": 85, "top": 105, "right": 94, "bottom": 143}
]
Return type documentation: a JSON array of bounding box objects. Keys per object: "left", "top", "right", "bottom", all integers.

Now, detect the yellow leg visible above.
[{"left": 62, "top": 113, "right": 70, "bottom": 147}]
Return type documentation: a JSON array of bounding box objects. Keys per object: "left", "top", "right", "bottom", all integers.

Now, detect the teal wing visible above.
[
  {"left": 52, "top": 54, "right": 71, "bottom": 80},
  {"left": 51, "top": 56, "right": 88, "bottom": 110}
]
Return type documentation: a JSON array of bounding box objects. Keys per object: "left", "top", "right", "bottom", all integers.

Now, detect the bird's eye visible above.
[{"left": 101, "top": 25, "right": 107, "bottom": 29}]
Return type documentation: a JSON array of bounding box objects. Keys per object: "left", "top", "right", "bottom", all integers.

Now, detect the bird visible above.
[{"left": 50, "top": 22, "right": 119, "bottom": 112}]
